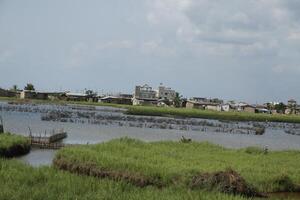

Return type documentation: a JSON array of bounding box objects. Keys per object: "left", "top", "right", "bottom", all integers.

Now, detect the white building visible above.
[
  {"left": 134, "top": 84, "right": 157, "bottom": 99},
  {"left": 157, "top": 85, "right": 176, "bottom": 101}
]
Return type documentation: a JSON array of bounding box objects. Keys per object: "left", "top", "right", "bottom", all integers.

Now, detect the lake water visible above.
[{"left": 1, "top": 101, "right": 300, "bottom": 166}]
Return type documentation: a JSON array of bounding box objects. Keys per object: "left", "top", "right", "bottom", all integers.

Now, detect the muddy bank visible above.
[
  {"left": 190, "top": 169, "right": 265, "bottom": 198},
  {"left": 53, "top": 157, "right": 265, "bottom": 198},
  {"left": 0, "top": 144, "right": 31, "bottom": 158},
  {"left": 53, "top": 157, "right": 164, "bottom": 188}
]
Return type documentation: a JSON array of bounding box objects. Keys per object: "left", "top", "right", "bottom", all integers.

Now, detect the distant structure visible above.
[
  {"left": 99, "top": 93, "right": 133, "bottom": 105},
  {"left": 133, "top": 84, "right": 177, "bottom": 106},
  {"left": 20, "top": 90, "right": 48, "bottom": 100},
  {"left": 133, "top": 84, "right": 158, "bottom": 106},
  {"left": 157, "top": 84, "right": 176, "bottom": 101},
  {"left": 0, "top": 88, "right": 18, "bottom": 98},
  {"left": 285, "top": 99, "right": 299, "bottom": 114},
  {"left": 134, "top": 84, "right": 157, "bottom": 99}
]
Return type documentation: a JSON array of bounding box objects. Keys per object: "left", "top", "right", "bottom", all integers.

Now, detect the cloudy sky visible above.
[{"left": 1, "top": 0, "right": 300, "bottom": 103}]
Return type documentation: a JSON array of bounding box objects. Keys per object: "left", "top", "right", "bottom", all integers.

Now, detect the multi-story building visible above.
[
  {"left": 134, "top": 84, "right": 157, "bottom": 99},
  {"left": 157, "top": 85, "right": 176, "bottom": 101}
]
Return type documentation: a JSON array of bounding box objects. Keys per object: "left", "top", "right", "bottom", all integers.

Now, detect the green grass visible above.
[
  {"left": 3, "top": 96, "right": 300, "bottom": 123},
  {"left": 0, "top": 96, "right": 132, "bottom": 109},
  {"left": 54, "top": 138, "right": 300, "bottom": 193},
  {"left": 126, "top": 106, "right": 300, "bottom": 123},
  {"left": 0, "top": 133, "right": 30, "bottom": 157},
  {"left": 0, "top": 159, "right": 248, "bottom": 200}
]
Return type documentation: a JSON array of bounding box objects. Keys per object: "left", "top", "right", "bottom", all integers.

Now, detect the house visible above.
[
  {"left": 221, "top": 104, "right": 234, "bottom": 112},
  {"left": 65, "top": 92, "right": 88, "bottom": 101},
  {"left": 242, "top": 105, "right": 256, "bottom": 113},
  {"left": 0, "top": 88, "right": 17, "bottom": 97},
  {"left": 255, "top": 105, "right": 271, "bottom": 114},
  {"left": 132, "top": 98, "right": 158, "bottom": 106},
  {"left": 100, "top": 94, "right": 133, "bottom": 105},
  {"left": 20, "top": 90, "right": 49, "bottom": 100},
  {"left": 186, "top": 100, "right": 221, "bottom": 110}
]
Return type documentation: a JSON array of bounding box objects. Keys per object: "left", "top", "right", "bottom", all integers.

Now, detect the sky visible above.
[{"left": 1, "top": 0, "right": 300, "bottom": 103}]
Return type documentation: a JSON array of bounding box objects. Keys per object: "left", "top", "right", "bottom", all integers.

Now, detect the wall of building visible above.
[
  {"left": 157, "top": 86, "right": 176, "bottom": 100},
  {"left": 134, "top": 85, "right": 157, "bottom": 99}
]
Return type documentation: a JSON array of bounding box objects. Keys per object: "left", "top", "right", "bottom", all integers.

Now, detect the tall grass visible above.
[
  {"left": 3, "top": 96, "right": 300, "bottom": 124},
  {"left": 0, "top": 133, "right": 30, "bottom": 157},
  {"left": 0, "top": 159, "right": 247, "bottom": 200},
  {"left": 126, "top": 106, "right": 300, "bottom": 123},
  {"left": 54, "top": 138, "right": 300, "bottom": 193}
]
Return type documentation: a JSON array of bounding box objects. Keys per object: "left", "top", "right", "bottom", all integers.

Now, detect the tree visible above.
[
  {"left": 10, "top": 85, "right": 18, "bottom": 92},
  {"left": 274, "top": 102, "right": 286, "bottom": 114},
  {"left": 173, "top": 92, "right": 182, "bottom": 108},
  {"left": 24, "top": 83, "right": 35, "bottom": 91},
  {"left": 85, "top": 90, "right": 97, "bottom": 97}
]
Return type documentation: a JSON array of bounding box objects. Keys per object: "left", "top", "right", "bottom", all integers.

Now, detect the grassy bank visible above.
[
  {"left": 54, "top": 138, "right": 300, "bottom": 194},
  {"left": 0, "top": 96, "right": 132, "bottom": 109},
  {"left": 126, "top": 106, "right": 300, "bottom": 123},
  {"left": 0, "top": 159, "right": 247, "bottom": 200},
  {"left": 0, "top": 133, "right": 30, "bottom": 157},
  {"left": 3, "top": 96, "right": 300, "bottom": 123}
]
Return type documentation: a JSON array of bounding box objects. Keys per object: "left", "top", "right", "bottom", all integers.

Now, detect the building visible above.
[
  {"left": 20, "top": 90, "right": 49, "bottom": 100},
  {"left": 157, "top": 85, "right": 176, "bottom": 101},
  {"left": 0, "top": 88, "right": 17, "bottom": 97},
  {"left": 286, "top": 99, "right": 298, "bottom": 114},
  {"left": 134, "top": 84, "right": 157, "bottom": 99},
  {"left": 186, "top": 100, "right": 220, "bottom": 110},
  {"left": 65, "top": 92, "right": 88, "bottom": 101},
  {"left": 100, "top": 94, "right": 133, "bottom": 105},
  {"left": 132, "top": 98, "right": 158, "bottom": 106},
  {"left": 133, "top": 84, "right": 158, "bottom": 106}
]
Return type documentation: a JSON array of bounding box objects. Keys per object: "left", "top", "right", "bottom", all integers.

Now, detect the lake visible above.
[{"left": 1, "top": 101, "right": 300, "bottom": 166}]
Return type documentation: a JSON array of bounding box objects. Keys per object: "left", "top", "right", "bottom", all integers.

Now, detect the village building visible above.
[
  {"left": 186, "top": 97, "right": 224, "bottom": 110},
  {"left": 285, "top": 99, "right": 298, "bottom": 114},
  {"left": 20, "top": 90, "right": 49, "bottom": 100},
  {"left": 100, "top": 94, "right": 133, "bottom": 105},
  {"left": 133, "top": 84, "right": 158, "bottom": 106},
  {"left": 156, "top": 85, "right": 176, "bottom": 101},
  {"left": 65, "top": 92, "right": 88, "bottom": 101},
  {"left": 132, "top": 98, "right": 158, "bottom": 106},
  {"left": 254, "top": 104, "right": 271, "bottom": 114},
  {"left": 0, "top": 88, "right": 17, "bottom": 98},
  {"left": 134, "top": 84, "right": 157, "bottom": 99},
  {"left": 186, "top": 100, "right": 220, "bottom": 110}
]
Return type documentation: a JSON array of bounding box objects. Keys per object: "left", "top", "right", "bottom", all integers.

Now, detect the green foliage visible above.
[
  {"left": 173, "top": 92, "right": 182, "bottom": 108},
  {"left": 126, "top": 106, "right": 300, "bottom": 123},
  {"left": 244, "top": 147, "right": 264, "bottom": 155},
  {"left": 55, "top": 138, "right": 300, "bottom": 193},
  {"left": 0, "top": 133, "right": 30, "bottom": 157},
  {"left": 24, "top": 83, "right": 35, "bottom": 91},
  {"left": 10, "top": 85, "right": 18, "bottom": 92},
  {"left": 0, "top": 159, "right": 247, "bottom": 200},
  {"left": 274, "top": 103, "right": 287, "bottom": 114}
]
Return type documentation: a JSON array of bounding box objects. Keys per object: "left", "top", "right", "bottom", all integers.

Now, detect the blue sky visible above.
[{"left": 1, "top": 0, "right": 300, "bottom": 103}]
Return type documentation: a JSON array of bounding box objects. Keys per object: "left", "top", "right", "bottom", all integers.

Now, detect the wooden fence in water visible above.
[{"left": 28, "top": 129, "right": 68, "bottom": 149}]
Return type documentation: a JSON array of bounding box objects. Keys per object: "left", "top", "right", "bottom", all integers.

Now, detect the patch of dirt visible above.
[
  {"left": 0, "top": 144, "right": 31, "bottom": 158},
  {"left": 53, "top": 157, "right": 165, "bottom": 188},
  {"left": 190, "top": 169, "right": 266, "bottom": 198},
  {"left": 272, "top": 175, "right": 300, "bottom": 192}
]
